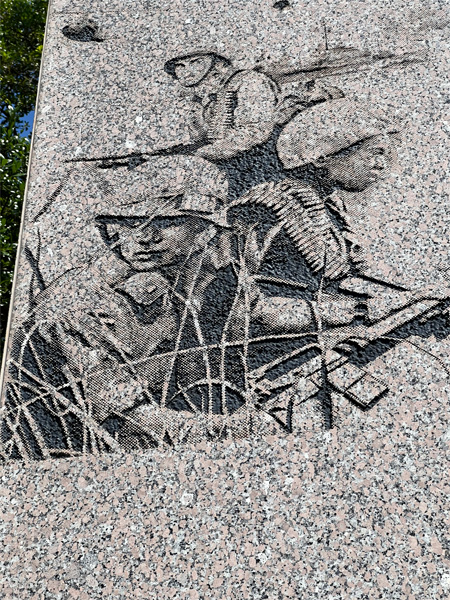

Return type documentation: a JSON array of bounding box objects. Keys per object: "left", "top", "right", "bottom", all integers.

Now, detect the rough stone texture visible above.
[{"left": 1, "top": 0, "right": 449, "bottom": 597}]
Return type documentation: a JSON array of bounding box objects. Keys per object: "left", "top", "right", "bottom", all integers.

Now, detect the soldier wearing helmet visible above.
[
  {"left": 164, "top": 50, "right": 342, "bottom": 168},
  {"left": 277, "top": 97, "right": 400, "bottom": 191},
  {"left": 164, "top": 50, "right": 280, "bottom": 162},
  {"left": 5, "top": 156, "right": 336, "bottom": 455}
]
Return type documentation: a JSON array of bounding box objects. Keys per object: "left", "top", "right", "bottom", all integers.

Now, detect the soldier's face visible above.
[
  {"left": 324, "top": 136, "right": 397, "bottom": 191},
  {"left": 107, "top": 215, "right": 206, "bottom": 272},
  {"left": 174, "top": 55, "right": 214, "bottom": 87}
]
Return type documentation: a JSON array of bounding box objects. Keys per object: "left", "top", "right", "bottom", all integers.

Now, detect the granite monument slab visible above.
[{"left": 0, "top": 1, "right": 449, "bottom": 597}]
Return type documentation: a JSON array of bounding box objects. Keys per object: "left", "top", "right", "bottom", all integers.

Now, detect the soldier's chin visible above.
[
  {"left": 340, "top": 175, "right": 378, "bottom": 192},
  {"left": 352, "top": 258, "right": 369, "bottom": 272}
]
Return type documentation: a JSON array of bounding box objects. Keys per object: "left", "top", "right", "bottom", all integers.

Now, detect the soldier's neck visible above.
[{"left": 192, "top": 66, "right": 237, "bottom": 100}]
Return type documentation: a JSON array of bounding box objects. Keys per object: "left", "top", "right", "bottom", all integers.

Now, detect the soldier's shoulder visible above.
[
  {"left": 33, "top": 264, "right": 99, "bottom": 322},
  {"left": 225, "top": 69, "right": 278, "bottom": 90}
]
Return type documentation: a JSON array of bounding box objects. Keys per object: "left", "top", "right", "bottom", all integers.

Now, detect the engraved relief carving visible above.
[{"left": 2, "top": 43, "right": 449, "bottom": 461}]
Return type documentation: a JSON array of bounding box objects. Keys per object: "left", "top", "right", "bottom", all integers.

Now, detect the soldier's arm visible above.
[
  {"left": 251, "top": 294, "right": 313, "bottom": 332},
  {"left": 197, "top": 71, "right": 278, "bottom": 160}
]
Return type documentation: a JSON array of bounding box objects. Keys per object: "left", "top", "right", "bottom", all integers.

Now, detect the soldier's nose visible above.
[{"left": 137, "top": 228, "right": 163, "bottom": 245}]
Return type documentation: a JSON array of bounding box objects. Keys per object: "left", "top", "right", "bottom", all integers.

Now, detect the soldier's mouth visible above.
[{"left": 133, "top": 251, "right": 164, "bottom": 261}]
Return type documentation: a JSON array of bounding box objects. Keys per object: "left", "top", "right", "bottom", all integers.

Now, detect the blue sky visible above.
[{"left": 19, "top": 110, "right": 34, "bottom": 137}]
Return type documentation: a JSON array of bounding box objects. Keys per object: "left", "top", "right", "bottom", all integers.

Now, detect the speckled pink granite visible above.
[{"left": 1, "top": 0, "right": 449, "bottom": 597}]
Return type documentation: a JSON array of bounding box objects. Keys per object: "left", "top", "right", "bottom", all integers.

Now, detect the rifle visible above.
[
  {"left": 258, "top": 48, "right": 427, "bottom": 85},
  {"left": 64, "top": 139, "right": 210, "bottom": 170},
  {"left": 251, "top": 294, "right": 450, "bottom": 427}
]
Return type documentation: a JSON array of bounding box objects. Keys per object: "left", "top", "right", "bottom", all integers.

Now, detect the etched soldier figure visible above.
[
  {"left": 164, "top": 51, "right": 279, "bottom": 160},
  {"left": 163, "top": 50, "right": 343, "bottom": 164},
  {"left": 2, "top": 42, "right": 447, "bottom": 462},
  {"left": 274, "top": 98, "right": 450, "bottom": 317},
  {"left": 227, "top": 97, "right": 450, "bottom": 413},
  {"left": 275, "top": 98, "right": 403, "bottom": 280},
  {"left": 3, "top": 153, "right": 380, "bottom": 458}
]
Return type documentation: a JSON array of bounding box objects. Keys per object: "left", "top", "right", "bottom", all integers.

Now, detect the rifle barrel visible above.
[
  {"left": 321, "top": 298, "right": 442, "bottom": 351},
  {"left": 65, "top": 140, "right": 209, "bottom": 164},
  {"left": 253, "top": 296, "right": 449, "bottom": 393}
]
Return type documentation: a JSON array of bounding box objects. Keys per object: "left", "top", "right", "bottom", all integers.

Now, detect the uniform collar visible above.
[{"left": 191, "top": 68, "right": 239, "bottom": 105}]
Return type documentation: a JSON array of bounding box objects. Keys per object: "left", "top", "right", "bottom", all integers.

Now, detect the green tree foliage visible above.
[
  {"left": 0, "top": 0, "right": 48, "bottom": 352},
  {"left": 1, "top": 0, "right": 47, "bottom": 121}
]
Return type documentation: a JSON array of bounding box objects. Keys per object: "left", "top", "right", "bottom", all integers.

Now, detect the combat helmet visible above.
[{"left": 277, "top": 97, "right": 400, "bottom": 169}]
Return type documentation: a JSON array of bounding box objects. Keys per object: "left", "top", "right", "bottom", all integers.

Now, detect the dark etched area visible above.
[
  {"left": 1, "top": 43, "right": 448, "bottom": 462},
  {"left": 62, "top": 22, "right": 103, "bottom": 42},
  {"left": 273, "top": 1, "right": 291, "bottom": 10}
]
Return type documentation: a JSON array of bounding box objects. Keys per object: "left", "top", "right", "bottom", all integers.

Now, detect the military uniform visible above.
[{"left": 3, "top": 167, "right": 384, "bottom": 459}]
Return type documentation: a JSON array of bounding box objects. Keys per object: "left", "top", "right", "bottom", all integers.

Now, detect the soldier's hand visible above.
[{"left": 315, "top": 294, "right": 367, "bottom": 326}]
